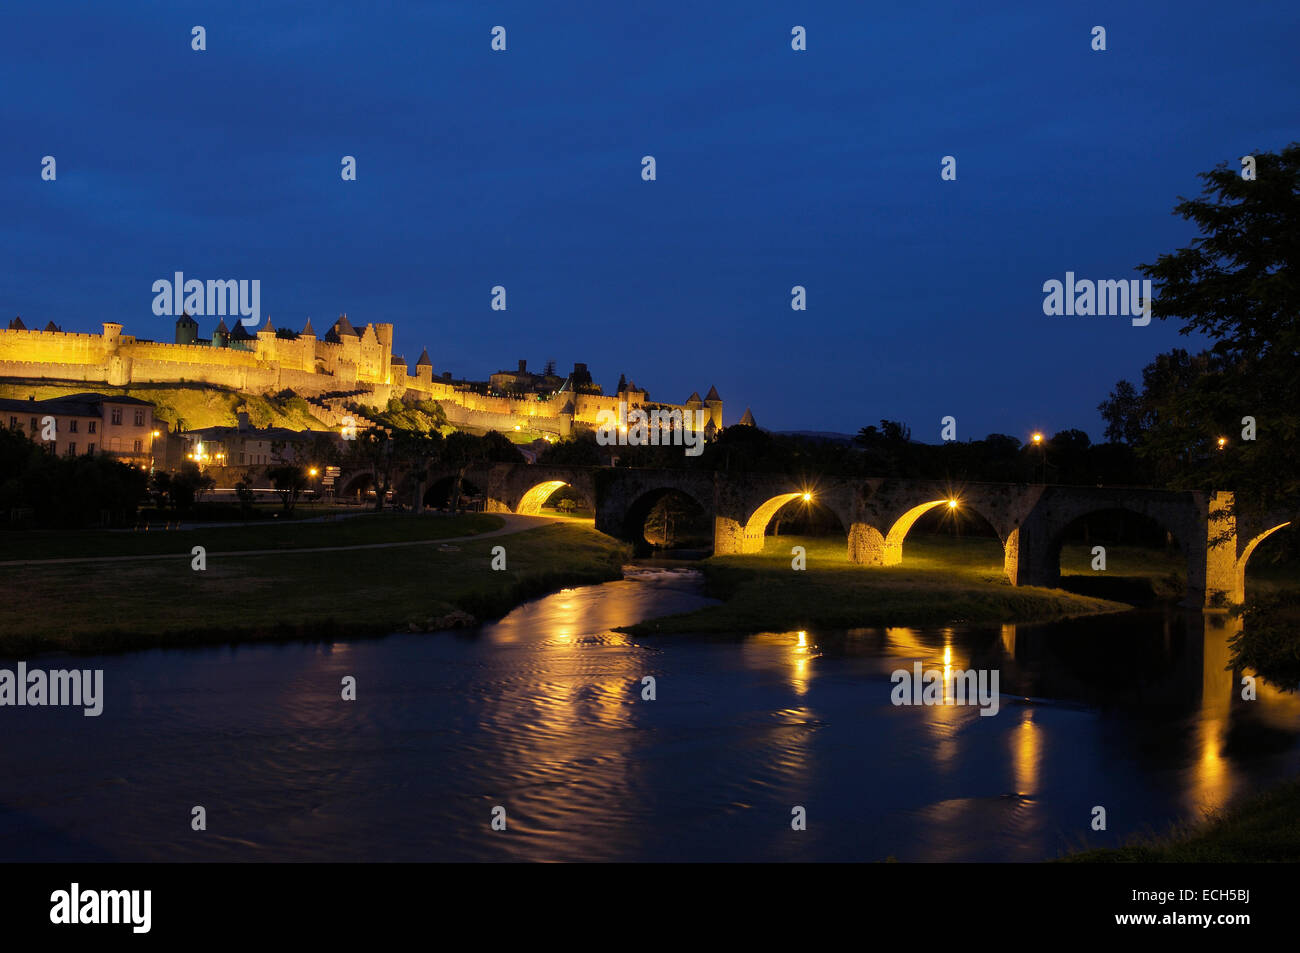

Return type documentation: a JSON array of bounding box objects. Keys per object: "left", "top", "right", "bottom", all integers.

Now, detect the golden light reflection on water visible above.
[
  {"left": 1188, "top": 614, "right": 1237, "bottom": 814},
  {"left": 744, "top": 630, "right": 817, "bottom": 696},
  {"left": 1013, "top": 708, "right": 1040, "bottom": 796}
]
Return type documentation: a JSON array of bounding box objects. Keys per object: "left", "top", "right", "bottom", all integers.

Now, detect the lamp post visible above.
[{"left": 1031, "top": 431, "right": 1046, "bottom": 484}]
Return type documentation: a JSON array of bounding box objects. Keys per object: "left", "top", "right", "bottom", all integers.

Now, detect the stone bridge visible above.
[{"left": 350, "top": 462, "right": 1295, "bottom": 607}]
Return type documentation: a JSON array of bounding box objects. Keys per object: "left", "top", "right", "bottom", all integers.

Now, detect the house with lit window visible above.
[{"left": 0, "top": 393, "right": 159, "bottom": 465}]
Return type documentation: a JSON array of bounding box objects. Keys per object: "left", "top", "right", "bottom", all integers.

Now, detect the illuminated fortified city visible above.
[{"left": 0, "top": 313, "right": 725, "bottom": 440}]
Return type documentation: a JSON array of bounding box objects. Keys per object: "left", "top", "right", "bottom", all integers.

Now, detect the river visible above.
[{"left": 3, "top": 566, "right": 1298, "bottom": 861}]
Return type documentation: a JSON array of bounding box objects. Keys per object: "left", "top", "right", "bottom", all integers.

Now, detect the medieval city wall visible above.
[
  {"left": 0, "top": 329, "right": 113, "bottom": 365},
  {"left": 0, "top": 322, "right": 720, "bottom": 436}
]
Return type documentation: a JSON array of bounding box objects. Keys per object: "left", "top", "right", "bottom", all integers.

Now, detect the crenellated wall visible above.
[{"left": 0, "top": 320, "right": 721, "bottom": 443}]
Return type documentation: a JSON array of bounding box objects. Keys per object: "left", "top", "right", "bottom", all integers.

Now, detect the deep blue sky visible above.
[{"left": 3, "top": 1, "right": 1296, "bottom": 439}]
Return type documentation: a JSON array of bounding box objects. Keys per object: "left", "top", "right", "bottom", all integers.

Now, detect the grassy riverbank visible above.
[
  {"left": 0, "top": 517, "right": 630, "bottom": 656},
  {"left": 0, "top": 510, "right": 501, "bottom": 562},
  {"left": 622, "top": 534, "right": 1144, "bottom": 635},
  {"left": 1061, "top": 777, "right": 1300, "bottom": 862}
]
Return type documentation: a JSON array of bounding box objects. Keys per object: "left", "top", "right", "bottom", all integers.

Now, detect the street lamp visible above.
[
  {"left": 1031, "top": 432, "right": 1046, "bottom": 483},
  {"left": 1217, "top": 436, "right": 1227, "bottom": 450}
]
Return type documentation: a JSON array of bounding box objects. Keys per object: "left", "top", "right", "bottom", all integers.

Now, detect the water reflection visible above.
[{"left": 1, "top": 567, "right": 1298, "bottom": 862}]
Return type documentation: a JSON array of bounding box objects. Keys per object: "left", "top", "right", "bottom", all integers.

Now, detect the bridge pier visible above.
[{"left": 847, "top": 522, "right": 886, "bottom": 565}]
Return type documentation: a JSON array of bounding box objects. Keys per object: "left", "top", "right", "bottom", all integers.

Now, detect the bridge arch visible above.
[
  {"left": 339, "top": 471, "right": 375, "bottom": 500},
  {"left": 1235, "top": 521, "right": 1292, "bottom": 602},
  {"left": 1039, "top": 505, "right": 1189, "bottom": 600},
  {"left": 874, "top": 496, "right": 1014, "bottom": 577},
  {"left": 734, "top": 491, "right": 849, "bottom": 556},
  {"left": 516, "top": 480, "right": 571, "bottom": 515},
  {"left": 621, "top": 485, "right": 714, "bottom": 554},
  {"left": 882, "top": 499, "right": 958, "bottom": 565},
  {"left": 423, "top": 474, "right": 483, "bottom": 510}
]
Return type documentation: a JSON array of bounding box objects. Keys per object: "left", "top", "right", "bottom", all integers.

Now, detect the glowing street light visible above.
[
  {"left": 309, "top": 466, "right": 319, "bottom": 477},
  {"left": 948, "top": 499, "right": 958, "bottom": 509},
  {"left": 1217, "top": 436, "right": 1227, "bottom": 450},
  {"left": 1031, "top": 432, "right": 1044, "bottom": 445},
  {"left": 802, "top": 492, "right": 812, "bottom": 501}
]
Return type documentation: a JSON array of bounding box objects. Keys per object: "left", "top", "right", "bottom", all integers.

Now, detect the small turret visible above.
[
  {"left": 704, "top": 385, "right": 723, "bottom": 432},
  {"left": 175, "top": 311, "right": 199, "bottom": 345}
]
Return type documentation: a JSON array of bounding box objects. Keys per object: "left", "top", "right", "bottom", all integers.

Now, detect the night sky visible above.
[{"left": 4, "top": 1, "right": 1296, "bottom": 439}]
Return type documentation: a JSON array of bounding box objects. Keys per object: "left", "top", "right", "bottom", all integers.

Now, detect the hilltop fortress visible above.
[{"left": 0, "top": 314, "right": 724, "bottom": 439}]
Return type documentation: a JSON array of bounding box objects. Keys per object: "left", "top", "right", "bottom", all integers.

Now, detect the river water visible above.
[{"left": 3, "top": 566, "right": 1299, "bottom": 862}]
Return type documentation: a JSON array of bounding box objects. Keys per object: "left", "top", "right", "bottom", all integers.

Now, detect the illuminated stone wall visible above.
[{"left": 0, "top": 319, "right": 718, "bottom": 442}]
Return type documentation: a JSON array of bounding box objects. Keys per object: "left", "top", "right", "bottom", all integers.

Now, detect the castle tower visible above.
[
  {"left": 256, "top": 315, "right": 277, "bottom": 362},
  {"left": 704, "top": 385, "right": 723, "bottom": 431},
  {"left": 174, "top": 312, "right": 198, "bottom": 345},
  {"left": 416, "top": 347, "right": 433, "bottom": 385},
  {"left": 213, "top": 319, "right": 230, "bottom": 348},
  {"left": 103, "top": 322, "right": 123, "bottom": 347},
  {"left": 685, "top": 391, "right": 703, "bottom": 430}
]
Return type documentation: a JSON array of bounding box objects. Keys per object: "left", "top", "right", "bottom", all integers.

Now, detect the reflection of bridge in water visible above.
[
  {"left": 810, "top": 612, "right": 1300, "bottom": 820},
  {"left": 341, "top": 462, "right": 1292, "bottom": 607}
]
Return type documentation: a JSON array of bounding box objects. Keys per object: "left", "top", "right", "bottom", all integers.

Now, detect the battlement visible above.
[{"left": 0, "top": 316, "right": 723, "bottom": 436}]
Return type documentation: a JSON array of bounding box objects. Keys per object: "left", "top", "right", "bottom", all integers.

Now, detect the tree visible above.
[
  {"left": 234, "top": 480, "right": 256, "bottom": 519},
  {"left": 1103, "top": 143, "right": 1300, "bottom": 506},
  {"left": 441, "top": 431, "right": 482, "bottom": 514},
  {"left": 266, "top": 464, "right": 308, "bottom": 513},
  {"left": 344, "top": 427, "right": 395, "bottom": 511},
  {"left": 153, "top": 462, "right": 213, "bottom": 514}
]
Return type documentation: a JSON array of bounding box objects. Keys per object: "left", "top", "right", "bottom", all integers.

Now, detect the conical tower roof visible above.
[
  {"left": 686, "top": 391, "right": 702, "bottom": 404},
  {"left": 705, "top": 385, "right": 721, "bottom": 401},
  {"left": 738, "top": 407, "right": 756, "bottom": 427},
  {"left": 302, "top": 317, "right": 315, "bottom": 336},
  {"left": 416, "top": 348, "right": 432, "bottom": 367}
]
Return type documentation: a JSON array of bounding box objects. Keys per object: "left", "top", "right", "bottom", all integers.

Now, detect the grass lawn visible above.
[
  {"left": 0, "top": 511, "right": 503, "bottom": 561},
  {"left": 1061, "top": 778, "right": 1300, "bottom": 862},
  {"left": 621, "top": 533, "right": 1141, "bottom": 635},
  {"left": 0, "top": 521, "right": 630, "bottom": 655}
]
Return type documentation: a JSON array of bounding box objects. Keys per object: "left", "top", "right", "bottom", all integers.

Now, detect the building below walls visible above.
[{"left": 0, "top": 392, "right": 159, "bottom": 466}]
